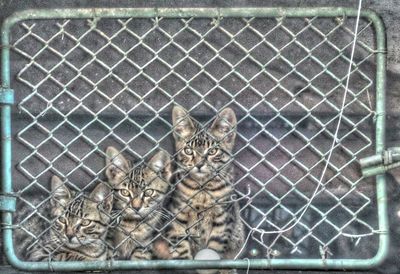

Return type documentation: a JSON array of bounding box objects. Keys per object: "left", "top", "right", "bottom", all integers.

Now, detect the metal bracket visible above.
[
  {"left": 0, "top": 194, "right": 16, "bottom": 212},
  {"left": 0, "top": 87, "right": 14, "bottom": 105},
  {"left": 359, "top": 147, "right": 400, "bottom": 177}
]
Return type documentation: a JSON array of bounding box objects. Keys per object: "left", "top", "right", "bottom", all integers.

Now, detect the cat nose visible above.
[
  {"left": 195, "top": 161, "right": 205, "bottom": 169},
  {"left": 131, "top": 199, "right": 142, "bottom": 211},
  {"left": 66, "top": 229, "right": 74, "bottom": 241},
  {"left": 132, "top": 205, "right": 141, "bottom": 211}
]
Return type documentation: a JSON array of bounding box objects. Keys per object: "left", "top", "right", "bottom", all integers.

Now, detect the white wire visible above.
[
  {"left": 234, "top": 231, "right": 252, "bottom": 259},
  {"left": 244, "top": 0, "right": 368, "bottom": 241},
  {"left": 245, "top": 258, "right": 250, "bottom": 274},
  {"left": 342, "top": 231, "right": 379, "bottom": 238}
]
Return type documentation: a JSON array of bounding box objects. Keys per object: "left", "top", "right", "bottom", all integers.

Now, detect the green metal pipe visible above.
[
  {"left": 360, "top": 148, "right": 400, "bottom": 169},
  {"left": 362, "top": 161, "right": 400, "bottom": 177},
  {"left": 1, "top": 5, "right": 16, "bottom": 270},
  {"left": 359, "top": 154, "right": 382, "bottom": 169},
  {"left": 2, "top": 7, "right": 383, "bottom": 23},
  {"left": 1, "top": 7, "right": 389, "bottom": 271},
  {"left": 371, "top": 5, "right": 390, "bottom": 269},
  {"left": 0, "top": 255, "right": 396, "bottom": 272}
]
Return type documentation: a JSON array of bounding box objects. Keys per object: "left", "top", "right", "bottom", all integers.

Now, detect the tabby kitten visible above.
[
  {"left": 161, "top": 106, "right": 244, "bottom": 261},
  {"left": 27, "top": 176, "right": 113, "bottom": 261},
  {"left": 105, "top": 146, "right": 172, "bottom": 260}
]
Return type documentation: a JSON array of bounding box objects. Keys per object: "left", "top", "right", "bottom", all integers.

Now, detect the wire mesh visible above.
[{"left": 9, "top": 14, "right": 380, "bottom": 264}]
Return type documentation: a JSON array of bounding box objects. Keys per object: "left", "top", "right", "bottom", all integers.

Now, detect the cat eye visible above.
[
  {"left": 58, "top": 217, "right": 67, "bottom": 224},
  {"left": 144, "top": 189, "right": 155, "bottom": 197},
  {"left": 208, "top": 147, "right": 218, "bottom": 155},
  {"left": 120, "top": 189, "right": 130, "bottom": 197},
  {"left": 81, "top": 219, "right": 91, "bottom": 226},
  {"left": 184, "top": 147, "right": 193, "bottom": 155}
]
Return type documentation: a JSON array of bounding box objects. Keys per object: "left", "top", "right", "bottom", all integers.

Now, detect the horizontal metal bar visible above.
[
  {"left": 0, "top": 214, "right": 390, "bottom": 271},
  {"left": 362, "top": 161, "right": 400, "bottom": 177},
  {"left": 2, "top": 7, "right": 382, "bottom": 31},
  {"left": 360, "top": 147, "right": 400, "bottom": 169},
  {"left": 360, "top": 147, "right": 400, "bottom": 176}
]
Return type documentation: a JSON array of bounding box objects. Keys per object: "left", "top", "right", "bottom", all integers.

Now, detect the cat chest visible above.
[
  {"left": 188, "top": 191, "right": 213, "bottom": 209},
  {"left": 186, "top": 202, "right": 228, "bottom": 249},
  {"left": 183, "top": 193, "right": 226, "bottom": 225},
  {"left": 121, "top": 221, "right": 151, "bottom": 236},
  {"left": 111, "top": 221, "right": 154, "bottom": 259}
]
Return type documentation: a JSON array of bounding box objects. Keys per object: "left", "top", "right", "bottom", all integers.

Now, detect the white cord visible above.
[
  {"left": 234, "top": 231, "right": 252, "bottom": 259},
  {"left": 245, "top": 258, "right": 250, "bottom": 274},
  {"left": 247, "top": 0, "right": 367, "bottom": 238},
  {"left": 254, "top": 0, "right": 364, "bottom": 236}
]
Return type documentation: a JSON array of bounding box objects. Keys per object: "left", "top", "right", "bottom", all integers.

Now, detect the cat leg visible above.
[
  {"left": 210, "top": 204, "right": 245, "bottom": 258},
  {"left": 200, "top": 214, "right": 233, "bottom": 274},
  {"left": 206, "top": 224, "right": 229, "bottom": 257},
  {"left": 169, "top": 235, "right": 193, "bottom": 259},
  {"left": 167, "top": 220, "right": 194, "bottom": 259},
  {"left": 218, "top": 270, "right": 237, "bottom": 274},
  {"left": 130, "top": 248, "right": 152, "bottom": 260},
  {"left": 152, "top": 233, "right": 193, "bottom": 259},
  {"left": 165, "top": 208, "right": 194, "bottom": 259},
  {"left": 209, "top": 206, "right": 244, "bottom": 274}
]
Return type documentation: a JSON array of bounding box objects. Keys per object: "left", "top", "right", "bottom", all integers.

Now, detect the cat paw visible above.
[
  {"left": 153, "top": 238, "right": 172, "bottom": 259},
  {"left": 131, "top": 249, "right": 152, "bottom": 260}
]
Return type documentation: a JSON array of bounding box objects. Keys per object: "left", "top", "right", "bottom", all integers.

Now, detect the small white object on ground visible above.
[{"left": 194, "top": 248, "right": 221, "bottom": 260}]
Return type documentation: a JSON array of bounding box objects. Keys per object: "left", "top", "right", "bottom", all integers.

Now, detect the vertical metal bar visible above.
[
  {"left": 371, "top": 8, "right": 390, "bottom": 266},
  {"left": 1, "top": 14, "right": 19, "bottom": 267}
]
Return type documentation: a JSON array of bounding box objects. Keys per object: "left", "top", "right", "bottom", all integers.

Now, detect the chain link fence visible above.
[{"left": 8, "top": 12, "right": 381, "bottom": 265}]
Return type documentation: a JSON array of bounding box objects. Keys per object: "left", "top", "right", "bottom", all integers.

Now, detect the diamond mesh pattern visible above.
[{"left": 11, "top": 16, "right": 379, "bottom": 261}]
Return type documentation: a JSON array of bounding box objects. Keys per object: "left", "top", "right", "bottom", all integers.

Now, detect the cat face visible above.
[
  {"left": 105, "top": 147, "right": 172, "bottom": 221},
  {"left": 50, "top": 176, "right": 113, "bottom": 256},
  {"left": 172, "top": 106, "right": 237, "bottom": 183}
]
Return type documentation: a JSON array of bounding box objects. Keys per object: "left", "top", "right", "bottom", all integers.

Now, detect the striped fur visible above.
[
  {"left": 161, "top": 106, "right": 244, "bottom": 264},
  {"left": 27, "top": 176, "right": 113, "bottom": 261},
  {"left": 13, "top": 195, "right": 47, "bottom": 261},
  {"left": 105, "top": 147, "right": 172, "bottom": 260}
]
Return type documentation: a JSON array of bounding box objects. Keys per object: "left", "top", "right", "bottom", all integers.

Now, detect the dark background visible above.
[{"left": 1, "top": 0, "right": 400, "bottom": 273}]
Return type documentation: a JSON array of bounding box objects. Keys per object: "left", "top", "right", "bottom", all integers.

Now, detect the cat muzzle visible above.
[{"left": 131, "top": 199, "right": 142, "bottom": 210}]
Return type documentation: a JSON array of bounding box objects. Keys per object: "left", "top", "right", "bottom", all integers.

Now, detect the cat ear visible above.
[
  {"left": 105, "top": 146, "right": 129, "bottom": 182},
  {"left": 210, "top": 108, "right": 237, "bottom": 148},
  {"left": 50, "top": 176, "right": 71, "bottom": 214},
  {"left": 148, "top": 150, "right": 172, "bottom": 182},
  {"left": 90, "top": 183, "right": 113, "bottom": 213},
  {"left": 172, "top": 105, "right": 195, "bottom": 141}
]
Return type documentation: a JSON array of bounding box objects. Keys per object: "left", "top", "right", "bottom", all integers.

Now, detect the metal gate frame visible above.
[{"left": 0, "top": 7, "right": 388, "bottom": 271}]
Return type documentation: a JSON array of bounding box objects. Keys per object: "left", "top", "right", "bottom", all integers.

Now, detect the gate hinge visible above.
[
  {"left": 359, "top": 147, "right": 400, "bottom": 177},
  {"left": 0, "top": 194, "right": 16, "bottom": 212},
  {"left": 0, "top": 87, "right": 14, "bottom": 105}
]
